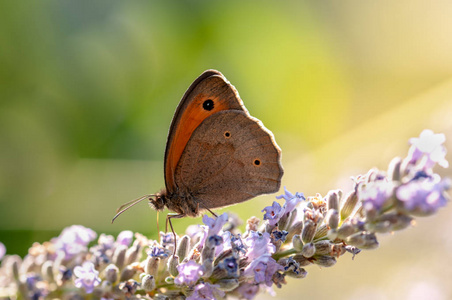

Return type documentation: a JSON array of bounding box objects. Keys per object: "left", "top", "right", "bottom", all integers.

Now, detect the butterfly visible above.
[{"left": 113, "top": 70, "right": 283, "bottom": 243}]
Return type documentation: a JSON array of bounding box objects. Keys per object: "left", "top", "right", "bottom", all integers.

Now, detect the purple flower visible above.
[
  {"left": 147, "top": 245, "right": 169, "bottom": 258},
  {"left": 53, "top": 225, "right": 97, "bottom": 260},
  {"left": 203, "top": 213, "right": 228, "bottom": 237},
  {"left": 0, "top": 242, "right": 5, "bottom": 260},
  {"left": 25, "top": 274, "right": 48, "bottom": 299},
  {"left": 359, "top": 180, "right": 395, "bottom": 213},
  {"left": 407, "top": 129, "right": 448, "bottom": 169},
  {"left": 231, "top": 234, "right": 247, "bottom": 254},
  {"left": 244, "top": 255, "right": 283, "bottom": 287},
  {"left": 187, "top": 282, "right": 225, "bottom": 300},
  {"left": 262, "top": 201, "right": 283, "bottom": 226},
  {"left": 160, "top": 232, "right": 175, "bottom": 248},
  {"left": 116, "top": 230, "right": 133, "bottom": 246},
  {"left": 214, "top": 230, "right": 231, "bottom": 256},
  {"left": 218, "top": 256, "right": 239, "bottom": 277},
  {"left": 98, "top": 234, "right": 115, "bottom": 250},
  {"left": 73, "top": 262, "right": 101, "bottom": 293},
  {"left": 235, "top": 283, "right": 260, "bottom": 300},
  {"left": 244, "top": 231, "right": 275, "bottom": 260},
  {"left": 276, "top": 187, "right": 305, "bottom": 216},
  {"left": 276, "top": 186, "right": 305, "bottom": 204},
  {"left": 272, "top": 230, "right": 288, "bottom": 242},
  {"left": 174, "top": 260, "right": 204, "bottom": 286},
  {"left": 396, "top": 175, "right": 450, "bottom": 216}
]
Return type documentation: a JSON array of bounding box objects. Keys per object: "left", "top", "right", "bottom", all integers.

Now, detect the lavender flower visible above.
[
  {"left": 116, "top": 230, "right": 133, "bottom": 246},
  {"left": 244, "top": 231, "right": 275, "bottom": 260},
  {"left": 244, "top": 255, "right": 283, "bottom": 286},
  {"left": 203, "top": 213, "right": 228, "bottom": 237},
  {"left": 174, "top": 260, "right": 204, "bottom": 286},
  {"left": 396, "top": 175, "right": 450, "bottom": 216},
  {"left": 147, "top": 245, "right": 169, "bottom": 258},
  {"left": 73, "top": 261, "right": 101, "bottom": 293},
  {"left": 407, "top": 129, "right": 448, "bottom": 168},
  {"left": 53, "top": 225, "right": 97, "bottom": 260},
  {"left": 262, "top": 201, "right": 283, "bottom": 226},
  {"left": 359, "top": 179, "right": 395, "bottom": 219},
  {"left": 235, "top": 283, "right": 260, "bottom": 300},
  {"left": 0, "top": 130, "right": 449, "bottom": 300}
]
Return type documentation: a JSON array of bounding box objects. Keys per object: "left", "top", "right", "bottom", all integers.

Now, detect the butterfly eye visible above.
[
  {"left": 202, "top": 99, "right": 214, "bottom": 111},
  {"left": 253, "top": 159, "right": 261, "bottom": 166},
  {"left": 224, "top": 131, "right": 231, "bottom": 138}
]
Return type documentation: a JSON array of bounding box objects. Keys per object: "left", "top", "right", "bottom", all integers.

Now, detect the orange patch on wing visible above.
[{"left": 164, "top": 93, "right": 232, "bottom": 189}]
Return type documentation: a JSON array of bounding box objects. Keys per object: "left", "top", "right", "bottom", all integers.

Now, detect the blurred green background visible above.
[{"left": 1, "top": 1, "right": 452, "bottom": 299}]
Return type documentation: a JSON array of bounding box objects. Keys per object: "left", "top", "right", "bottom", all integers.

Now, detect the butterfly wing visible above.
[
  {"left": 174, "top": 110, "right": 283, "bottom": 209},
  {"left": 164, "top": 70, "right": 247, "bottom": 192}
]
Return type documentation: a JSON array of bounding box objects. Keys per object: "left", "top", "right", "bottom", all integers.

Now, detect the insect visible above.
[{"left": 112, "top": 70, "right": 283, "bottom": 248}]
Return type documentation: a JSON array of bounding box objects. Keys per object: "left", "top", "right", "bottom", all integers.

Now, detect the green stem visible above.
[{"left": 272, "top": 248, "right": 297, "bottom": 261}]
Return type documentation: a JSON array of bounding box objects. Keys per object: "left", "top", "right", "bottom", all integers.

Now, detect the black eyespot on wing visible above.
[
  {"left": 203, "top": 99, "right": 214, "bottom": 111},
  {"left": 224, "top": 131, "right": 231, "bottom": 138},
  {"left": 253, "top": 159, "right": 261, "bottom": 166}
]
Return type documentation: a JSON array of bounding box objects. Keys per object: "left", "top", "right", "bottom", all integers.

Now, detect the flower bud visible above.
[
  {"left": 287, "top": 221, "right": 303, "bottom": 241},
  {"left": 176, "top": 235, "right": 190, "bottom": 262},
  {"left": 292, "top": 234, "right": 303, "bottom": 251},
  {"left": 168, "top": 255, "right": 179, "bottom": 277},
  {"left": 388, "top": 157, "right": 402, "bottom": 181},
  {"left": 292, "top": 254, "right": 312, "bottom": 267},
  {"left": 346, "top": 232, "right": 378, "bottom": 249},
  {"left": 345, "top": 232, "right": 366, "bottom": 247},
  {"left": 336, "top": 222, "right": 357, "bottom": 239},
  {"left": 301, "top": 220, "right": 316, "bottom": 244},
  {"left": 202, "top": 259, "right": 214, "bottom": 278},
  {"left": 360, "top": 233, "right": 379, "bottom": 249},
  {"left": 120, "top": 265, "right": 137, "bottom": 281},
  {"left": 125, "top": 243, "right": 141, "bottom": 266},
  {"left": 326, "top": 190, "right": 340, "bottom": 211},
  {"left": 313, "top": 224, "right": 328, "bottom": 240},
  {"left": 313, "top": 255, "right": 336, "bottom": 267},
  {"left": 340, "top": 190, "right": 358, "bottom": 221},
  {"left": 201, "top": 245, "right": 215, "bottom": 264},
  {"left": 366, "top": 212, "right": 413, "bottom": 233},
  {"left": 325, "top": 209, "right": 339, "bottom": 230},
  {"left": 287, "top": 209, "right": 298, "bottom": 228},
  {"left": 145, "top": 256, "right": 160, "bottom": 276},
  {"left": 301, "top": 243, "right": 316, "bottom": 258},
  {"left": 141, "top": 274, "right": 156, "bottom": 292},
  {"left": 112, "top": 244, "right": 128, "bottom": 270},
  {"left": 314, "top": 240, "right": 332, "bottom": 256},
  {"left": 105, "top": 264, "right": 119, "bottom": 283},
  {"left": 278, "top": 212, "right": 290, "bottom": 231}
]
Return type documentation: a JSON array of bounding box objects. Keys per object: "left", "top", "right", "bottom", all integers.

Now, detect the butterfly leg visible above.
[{"left": 166, "top": 213, "right": 185, "bottom": 255}]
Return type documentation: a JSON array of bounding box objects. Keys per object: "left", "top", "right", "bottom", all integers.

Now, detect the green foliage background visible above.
[{"left": 1, "top": 1, "right": 451, "bottom": 298}]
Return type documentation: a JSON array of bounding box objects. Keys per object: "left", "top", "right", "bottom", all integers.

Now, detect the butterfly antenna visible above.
[{"left": 111, "top": 195, "right": 154, "bottom": 224}]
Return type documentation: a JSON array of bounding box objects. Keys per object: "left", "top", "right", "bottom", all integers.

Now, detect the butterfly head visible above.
[{"left": 149, "top": 191, "right": 167, "bottom": 211}]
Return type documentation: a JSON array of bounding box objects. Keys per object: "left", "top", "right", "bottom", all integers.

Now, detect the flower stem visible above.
[{"left": 272, "top": 248, "right": 297, "bottom": 261}]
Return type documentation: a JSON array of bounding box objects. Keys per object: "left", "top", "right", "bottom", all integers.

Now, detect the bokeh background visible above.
[{"left": 1, "top": 1, "right": 452, "bottom": 299}]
